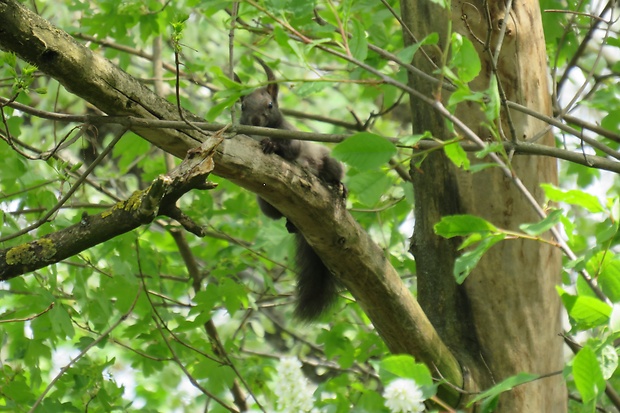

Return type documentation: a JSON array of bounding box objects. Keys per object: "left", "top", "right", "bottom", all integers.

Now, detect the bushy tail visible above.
[{"left": 293, "top": 233, "right": 339, "bottom": 321}]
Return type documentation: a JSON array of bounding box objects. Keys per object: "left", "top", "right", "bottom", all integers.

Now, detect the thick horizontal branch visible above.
[{"left": 0, "top": 140, "right": 219, "bottom": 280}]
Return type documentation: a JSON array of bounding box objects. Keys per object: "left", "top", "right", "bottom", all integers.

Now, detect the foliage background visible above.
[{"left": 0, "top": 0, "right": 619, "bottom": 411}]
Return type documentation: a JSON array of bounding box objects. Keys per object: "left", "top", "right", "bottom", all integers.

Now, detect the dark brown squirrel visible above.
[{"left": 236, "top": 58, "right": 346, "bottom": 321}]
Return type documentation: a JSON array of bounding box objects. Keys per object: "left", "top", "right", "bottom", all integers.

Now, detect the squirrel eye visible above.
[{"left": 268, "top": 102, "right": 273, "bottom": 109}]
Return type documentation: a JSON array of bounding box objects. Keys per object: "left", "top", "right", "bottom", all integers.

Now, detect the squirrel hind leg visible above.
[
  {"left": 318, "top": 154, "right": 343, "bottom": 182},
  {"left": 293, "top": 233, "right": 340, "bottom": 321}
]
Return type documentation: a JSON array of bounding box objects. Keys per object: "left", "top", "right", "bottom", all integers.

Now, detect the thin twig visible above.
[
  {"left": 557, "top": 5, "right": 615, "bottom": 117},
  {"left": 28, "top": 289, "right": 141, "bottom": 413},
  {"left": 229, "top": 2, "right": 239, "bottom": 124},
  {"left": 136, "top": 240, "right": 241, "bottom": 413},
  {"left": 485, "top": 0, "right": 518, "bottom": 142},
  {"left": 556, "top": 0, "right": 613, "bottom": 94},
  {"left": 0, "top": 128, "right": 126, "bottom": 243},
  {"left": 168, "top": 231, "right": 266, "bottom": 412},
  {"left": 2, "top": 96, "right": 619, "bottom": 172},
  {"left": 0, "top": 302, "right": 54, "bottom": 323}
]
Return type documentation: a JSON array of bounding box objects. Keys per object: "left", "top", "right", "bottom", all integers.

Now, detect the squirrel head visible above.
[{"left": 237, "top": 58, "right": 284, "bottom": 128}]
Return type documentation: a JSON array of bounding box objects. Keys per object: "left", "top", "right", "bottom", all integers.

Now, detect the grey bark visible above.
[{"left": 402, "top": 0, "right": 566, "bottom": 411}]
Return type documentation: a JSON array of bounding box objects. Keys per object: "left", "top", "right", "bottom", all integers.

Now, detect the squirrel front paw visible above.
[
  {"left": 260, "top": 138, "right": 278, "bottom": 154},
  {"left": 336, "top": 182, "right": 349, "bottom": 199}
]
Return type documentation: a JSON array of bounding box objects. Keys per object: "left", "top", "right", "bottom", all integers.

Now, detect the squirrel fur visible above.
[{"left": 237, "top": 58, "right": 346, "bottom": 320}]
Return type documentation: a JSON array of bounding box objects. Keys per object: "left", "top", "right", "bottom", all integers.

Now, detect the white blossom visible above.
[
  {"left": 271, "top": 357, "right": 316, "bottom": 413},
  {"left": 383, "top": 378, "right": 425, "bottom": 413},
  {"left": 610, "top": 303, "right": 620, "bottom": 332}
]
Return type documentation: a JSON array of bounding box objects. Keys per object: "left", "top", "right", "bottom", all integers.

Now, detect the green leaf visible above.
[
  {"left": 573, "top": 346, "right": 606, "bottom": 403},
  {"left": 378, "top": 355, "right": 435, "bottom": 399},
  {"left": 107, "top": 272, "right": 139, "bottom": 314},
  {"left": 450, "top": 33, "right": 481, "bottom": 83},
  {"left": 295, "top": 80, "right": 328, "bottom": 97},
  {"left": 219, "top": 278, "right": 248, "bottom": 315},
  {"left": 519, "top": 209, "right": 563, "bottom": 236},
  {"left": 434, "top": 215, "right": 498, "bottom": 237},
  {"left": 206, "top": 95, "right": 237, "bottom": 121},
  {"left": 469, "top": 162, "right": 499, "bottom": 173},
  {"left": 113, "top": 133, "right": 151, "bottom": 173},
  {"left": 3, "top": 51, "right": 17, "bottom": 66},
  {"left": 347, "top": 170, "right": 393, "bottom": 206},
  {"left": 355, "top": 389, "right": 386, "bottom": 412},
  {"left": 399, "top": 131, "right": 432, "bottom": 146},
  {"left": 559, "top": 288, "right": 612, "bottom": 328},
  {"left": 601, "top": 110, "right": 620, "bottom": 131},
  {"left": 599, "top": 344, "right": 618, "bottom": 380},
  {"left": 273, "top": 23, "right": 292, "bottom": 49},
  {"left": 189, "top": 284, "right": 219, "bottom": 323},
  {"left": 192, "top": 359, "right": 236, "bottom": 393},
  {"left": 273, "top": 24, "right": 304, "bottom": 61},
  {"left": 447, "top": 85, "right": 486, "bottom": 107},
  {"left": 50, "top": 302, "right": 75, "bottom": 339},
  {"left": 467, "top": 372, "right": 540, "bottom": 406},
  {"left": 484, "top": 75, "right": 501, "bottom": 122},
  {"left": 454, "top": 233, "right": 505, "bottom": 284},
  {"left": 541, "top": 184, "right": 604, "bottom": 213},
  {"left": 349, "top": 19, "right": 368, "bottom": 62},
  {"left": 3, "top": 379, "right": 34, "bottom": 403},
  {"left": 595, "top": 218, "right": 619, "bottom": 245},
  {"left": 435, "top": 216, "right": 505, "bottom": 284},
  {"left": 598, "top": 258, "right": 620, "bottom": 302},
  {"left": 379, "top": 354, "right": 409, "bottom": 377},
  {"left": 459, "top": 232, "right": 484, "bottom": 249},
  {"left": 318, "top": 324, "right": 357, "bottom": 368},
  {"left": 479, "top": 395, "right": 499, "bottom": 413},
  {"left": 396, "top": 33, "right": 439, "bottom": 63},
  {"left": 332, "top": 132, "right": 397, "bottom": 170},
  {"left": 443, "top": 141, "right": 470, "bottom": 169},
  {"left": 475, "top": 142, "right": 504, "bottom": 159}
]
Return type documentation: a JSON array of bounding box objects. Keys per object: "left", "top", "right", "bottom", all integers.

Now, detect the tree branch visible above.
[
  {"left": 0, "top": 138, "right": 221, "bottom": 280},
  {"left": 0, "top": 0, "right": 463, "bottom": 399},
  {"left": 3, "top": 96, "right": 620, "bottom": 174},
  {"left": 0, "top": 0, "right": 201, "bottom": 157}
]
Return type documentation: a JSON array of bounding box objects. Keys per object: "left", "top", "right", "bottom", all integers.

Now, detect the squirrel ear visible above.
[
  {"left": 254, "top": 56, "right": 279, "bottom": 100},
  {"left": 254, "top": 56, "right": 275, "bottom": 82},
  {"left": 266, "top": 82, "right": 279, "bottom": 101}
]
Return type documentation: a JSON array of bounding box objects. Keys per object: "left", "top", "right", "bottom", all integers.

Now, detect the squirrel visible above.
[{"left": 236, "top": 58, "right": 346, "bottom": 321}]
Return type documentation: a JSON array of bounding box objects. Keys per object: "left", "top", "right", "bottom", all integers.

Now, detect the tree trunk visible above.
[{"left": 401, "top": 0, "right": 566, "bottom": 411}]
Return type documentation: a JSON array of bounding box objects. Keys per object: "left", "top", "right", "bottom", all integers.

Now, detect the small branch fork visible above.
[{"left": 0, "top": 130, "right": 226, "bottom": 281}]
